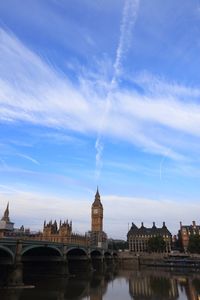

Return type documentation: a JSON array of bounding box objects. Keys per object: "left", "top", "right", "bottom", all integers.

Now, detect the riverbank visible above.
[{"left": 118, "top": 252, "right": 200, "bottom": 269}]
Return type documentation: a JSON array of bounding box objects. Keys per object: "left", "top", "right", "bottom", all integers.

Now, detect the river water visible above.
[{"left": 1, "top": 268, "right": 200, "bottom": 300}]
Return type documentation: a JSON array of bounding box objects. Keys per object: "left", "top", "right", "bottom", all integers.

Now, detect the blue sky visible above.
[{"left": 0, "top": 0, "right": 200, "bottom": 238}]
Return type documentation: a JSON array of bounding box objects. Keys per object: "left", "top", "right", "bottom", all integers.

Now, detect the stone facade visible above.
[
  {"left": 0, "top": 203, "right": 14, "bottom": 232},
  {"left": 179, "top": 221, "right": 200, "bottom": 252},
  {"left": 41, "top": 219, "right": 88, "bottom": 246},
  {"left": 0, "top": 203, "right": 88, "bottom": 246},
  {"left": 127, "top": 222, "right": 172, "bottom": 253},
  {"left": 40, "top": 189, "right": 107, "bottom": 247}
]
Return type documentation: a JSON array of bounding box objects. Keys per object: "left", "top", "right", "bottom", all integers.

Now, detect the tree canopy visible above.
[
  {"left": 188, "top": 234, "right": 200, "bottom": 253},
  {"left": 148, "top": 236, "right": 166, "bottom": 252}
]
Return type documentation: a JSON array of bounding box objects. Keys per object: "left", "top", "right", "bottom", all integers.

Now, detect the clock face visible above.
[{"left": 93, "top": 208, "right": 98, "bottom": 214}]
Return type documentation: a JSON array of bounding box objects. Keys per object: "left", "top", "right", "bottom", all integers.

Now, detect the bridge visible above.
[{"left": 0, "top": 238, "right": 118, "bottom": 286}]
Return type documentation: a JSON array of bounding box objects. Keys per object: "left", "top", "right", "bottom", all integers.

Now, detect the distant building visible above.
[
  {"left": 179, "top": 221, "right": 200, "bottom": 252},
  {"left": 41, "top": 189, "right": 107, "bottom": 247},
  {"left": 1, "top": 218, "right": 88, "bottom": 245},
  {"left": 41, "top": 219, "right": 88, "bottom": 245},
  {"left": 89, "top": 188, "right": 107, "bottom": 249},
  {"left": 42, "top": 219, "right": 72, "bottom": 243},
  {"left": 0, "top": 203, "right": 31, "bottom": 238},
  {"left": 127, "top": 222, "right": 172, "bottom": 253},
  {"left": 0, "top": 203, "right": 14, "bottom": 234},
  {"left": 0, "top": 190, "right": 108, "bottom": 249}
]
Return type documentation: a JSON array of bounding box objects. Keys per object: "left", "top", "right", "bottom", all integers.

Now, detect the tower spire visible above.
[
  {"left": 94, "top": 187, "right": 102, "bottom": 205},
  {"left": 1, "top": 202, "right": 10, "bottom": 222},
  {"left": 95, "top": 186, "right": 100, "bottom": 197}
]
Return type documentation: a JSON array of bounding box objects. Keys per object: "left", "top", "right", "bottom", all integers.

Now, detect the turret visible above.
[
  {"left": 1, "top": 203, "right": 10, "bottom": 222},
  {"left": 0, "top": 203, "right": 14, "bottom": 232}
]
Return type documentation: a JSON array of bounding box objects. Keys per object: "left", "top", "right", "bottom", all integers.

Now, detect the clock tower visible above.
[{"left": 91, "top": 188, "right": 103, "bottom": 232}]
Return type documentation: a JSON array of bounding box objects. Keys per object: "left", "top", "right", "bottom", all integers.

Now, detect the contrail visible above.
[
  {"left": 159, "top": 132, "right": 186, "bottom": 181},
  {"left": 17, "top": 153, "right": 40, "bottom": 165},
  {"left": 95, "top": 0, "right": 140, "bottom": 179}
]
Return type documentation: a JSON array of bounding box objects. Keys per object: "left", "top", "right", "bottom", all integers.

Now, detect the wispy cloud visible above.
[
  {"left": 1, "top": 27, "right": 200, "bottom": 168},
  {"left": 0, "top": 190, "right": 91, "bottom": 233},
  {"left": 95, "top": 0, "right": 140, "bottom": 178},
  {"left": 0, "top": 28, "right": 91, "bottom": 130},
  {"left": 104, "top": 195, "right": 200, "bottom": 237}
]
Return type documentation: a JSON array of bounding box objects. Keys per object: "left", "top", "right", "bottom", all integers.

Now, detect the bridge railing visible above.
[{"left": 1, "top": 233, "right": 90, "bottom": 247}]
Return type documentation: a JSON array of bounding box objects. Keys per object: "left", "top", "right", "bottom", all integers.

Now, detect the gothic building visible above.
[
  {"left": 127, "top": 222, "right": 172, "bottom": 253},
  {"left": 0, "top": 190, "right": 108, "bottom": 248},
  {"left": 41, "top": 219, "right": 88, "bottom": 245},
  {"left": 0, "top": 203, "right": 14, "bottom": 234},
  {"left": 90, "top": 188, "right": 107, "bottom": 248},
  {"left": 179, "top": 221, "right": 200, "bottom": 252},
  {"left": 43, "top": 220, "right": 72, "bottom": 242},
  {"left": 0, "top": 203, "right": 31, "bottom": 238},
  {"left": 40, "top": 189, "right": 107, "bottom": 247}
]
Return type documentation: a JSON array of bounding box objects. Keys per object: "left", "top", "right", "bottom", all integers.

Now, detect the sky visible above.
[{"left": 0, "top": 0, "right": 200, "bottom": 239}]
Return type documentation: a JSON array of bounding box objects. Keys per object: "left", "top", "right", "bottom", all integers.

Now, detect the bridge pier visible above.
[
  {"left": 6, "top": 262, "right": 23, "bottom": 286},
  {"left": 87, "top": 257, "right": 94, "bottom": 273},
  {"left": 68, "top": 258, "right": 92, "bottom": 275},
  {"left": 91, "top": 257, "right": 106, "bottom": 273},
  {"left": 59, "top": 259, "right": 69, "bottom": 277},
  {"left": 105, "top": 257, "right": 116, "bottom": 271},
  {"left": 5, "top": 240, "right": 24, "bottom": 287},
  {"left": 61, "top": 246, "right": 69, "bottom": 276}
]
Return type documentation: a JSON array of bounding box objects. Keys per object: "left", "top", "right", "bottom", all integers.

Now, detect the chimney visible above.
[
  {"left": 192, "top": 221, "right": 196, "bottom": 227},
  {"left": 163, "top": 222, "right": 166, "bottom": 227},
  {"left": 180, "top": 221, "right": 182, "bottom": 228}
]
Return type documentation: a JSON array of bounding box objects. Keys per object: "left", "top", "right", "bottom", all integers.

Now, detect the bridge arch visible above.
[
  {"left": 66, "top": 247, "right": 88, "bottom": 257},
  {"left": 90, "top": 249, "right": 102, "bottom": 257},
  {"left": 67, "top": 247, "right": 89, "bottom": 274},
  {"left": 104, "top": 251, "right": 112, "bottom": 257},
  {"left": 21, "top": 245, "right": 62, "bottom": 257},
  {"left": 0, "top": 245, "right": 14, "bottom": 262}
]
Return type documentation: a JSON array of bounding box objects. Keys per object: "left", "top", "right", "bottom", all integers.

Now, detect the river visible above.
[{"left": 1, "top": 267, "right": 200, "bottom": 300}]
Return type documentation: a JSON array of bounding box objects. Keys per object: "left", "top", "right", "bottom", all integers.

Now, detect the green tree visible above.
[
  {"left": 108, "top": 239, "right": 128, "bottom": 250},
  {"left": 188, "top": 234, "right": 200, "bottom": 253},
  {"left": 147, "top": 236, "right": 166, "bottom": 252}
]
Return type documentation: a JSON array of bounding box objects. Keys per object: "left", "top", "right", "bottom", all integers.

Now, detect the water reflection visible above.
[
  {"left": 1, "top": 268, "right": 200, "bottom": 300},
  {"left": 129, "top": 270, "right": 179, "bottom": 299},
  {"left": 128, "top": 269, "right": 200, "bottom": 300}
]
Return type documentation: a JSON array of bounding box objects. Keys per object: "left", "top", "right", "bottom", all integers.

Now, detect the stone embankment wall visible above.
[
  {"left": 118, "top": 252, "right": 200, "bottom": 269},
  {"left": 118, "top": 252, "right": 166, "bottom": 269}
]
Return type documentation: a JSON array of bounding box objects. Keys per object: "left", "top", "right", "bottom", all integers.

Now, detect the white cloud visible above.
[
  {"left": 0, "top": 190, "right": 91, "bottom": 234},
  {"left": 0, "top": 190, "right": 199, "bottom": 239},
  {"left": 1, "top": 28, "right": 200, "bottom": 164},
  {"left": 104, "top": 195, "right": 200, "bottom": 238},
  {"left": 116, "top": 91, "right": 200, "bottom": 137}
]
